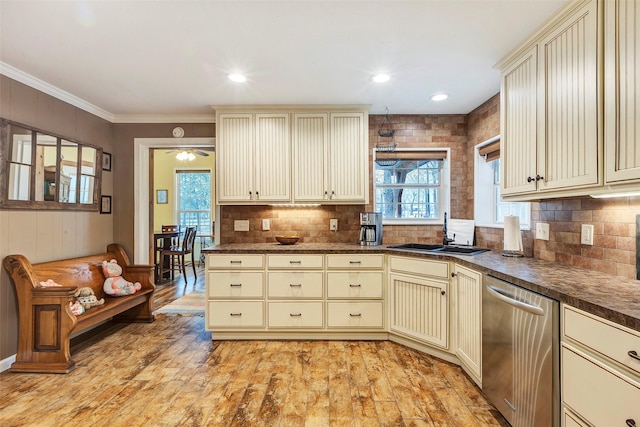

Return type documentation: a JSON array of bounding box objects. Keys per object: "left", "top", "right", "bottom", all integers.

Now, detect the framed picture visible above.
[
  {"left": 100, "top": 195, "right": 112, "bottom": 214},
  {"left": 156, "top": 189, "right": 168, "bottom": 204},
  {"left": 102, "top": 152, "right": 112, "bottom": 171}
]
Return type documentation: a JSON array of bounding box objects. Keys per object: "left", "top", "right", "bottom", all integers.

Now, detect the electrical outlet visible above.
[
  {"left": 329, "top": 219, "right": 338, "bottom": 231},
  {"left": 262, "top": 219, "right": 270, "bottom": 231},
  {"left": 535, "top": 223, "right": 550, "bottom": 240},
  {"left": 234, "top": 220, "right": 250, "bottom": 232},
  {"left": 581, "top": 224, "right": 594, "bottom": 245}
]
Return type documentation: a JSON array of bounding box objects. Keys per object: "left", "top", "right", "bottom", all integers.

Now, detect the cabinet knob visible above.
[
  {"left": 527, "top": 176, "right": 534, "bottom": 183},
  {"left": 451, "top": 272, "right": 457, "bottom": 278},
  {"left": 256, "top": 191, "right": 259, "bottom": 199},
  {"left": 628, "top": 350, "right": 640, "bottom": 361},
  {"left": 441, "top": 290, "right": 446, "bottom": 296},
  {"left": 626, "top": 419, "right": 636, "bottom": 427},
  {"left": 535, "top": 174, "right": 544, "bottom": 181},
  {"left": 289, "top": 313, "right": 302, "bottom": 317}
]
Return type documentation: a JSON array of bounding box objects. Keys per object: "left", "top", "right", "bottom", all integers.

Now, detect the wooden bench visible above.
[{"left": 3, "top": 243, "right": 155, "bottom": 373}]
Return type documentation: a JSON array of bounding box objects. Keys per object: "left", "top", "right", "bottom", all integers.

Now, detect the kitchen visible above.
[{"left": 1, "top": 0, "right": 639, "bottom": 426}]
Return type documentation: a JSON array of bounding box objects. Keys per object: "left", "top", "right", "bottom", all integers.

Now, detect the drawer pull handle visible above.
[
  {"left": 289, "top": 260, "right": 302, "bottom": 264},
  {"left": 350, "top": 313, "right": 362, "bottom": 317},
  {"left": 349, "top": 284, "right": 362, "bottom": 288},
  {"left": 289, "top": 284, "right": 302, "bottom": 287},
  {"left": 629, "top": 350, "right": 640, "bottom": 361},
  {"left": 230, "top": 260, "right": 242, "bottom": 264},
  {"left": 349, "top": 261, "right": 362, "bottom": 264},
  {"left": 290, "top": 313, "right": 302, "bottom": 317},
  {"left": 230, "top": 313, "right": 242, "bottom": 317},
  {"left": 229, "top": 283, "right": 242, "bottom": 287},
  {"left": 626, "top": 420, "right": 636, "bottom": 427}
]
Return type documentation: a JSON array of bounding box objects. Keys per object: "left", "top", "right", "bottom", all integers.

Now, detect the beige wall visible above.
[{"left": 0, "top": 75, "right": 114, "bottom": 360}]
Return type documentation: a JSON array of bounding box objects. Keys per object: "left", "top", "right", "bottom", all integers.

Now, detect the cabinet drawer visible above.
[
  {"left": 562, "top": 344, "right": 640, "bottom": 427},
  {"left": 326, "top": 272, "right": 383, "bottom": 298},
  {"left": 208, "top": 271, "right": 264, "bottom": 298},
  {"left": 208, "top": 254, "right": 264, "bottom": 269},
  {"left": 563, "top": 305, "right": 640, "bottom": 375},
  {"left": 268, "top": 302, "right": 323, "bottom": 328},
  {"left": 326, "top": 254, "right": 384, "bottom": 269},
  {"left": 562, "top": 407, "right": 588, "bottom": 427},
  {"left": 208, "top": 301, "right": 264, "bottom": 328},
  {"left": 268, "top": 272, "right": 324, "bottom": 298},
  {"left": 327, "top": 302, "right": 383, "bottom": 328},
  {"left": 267, "top": 254, "right": 324, "bottom": 269},
  {"left": 389, "top": 256, "right": 449, "bottom": 279}
]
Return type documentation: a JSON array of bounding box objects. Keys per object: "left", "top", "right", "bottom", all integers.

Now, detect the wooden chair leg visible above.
[
  {"left": 180, "top": 254, "right": 187, "bottom": 283},
  {"left": 191, "top": 251, "right": 197, "bottom": 280}
]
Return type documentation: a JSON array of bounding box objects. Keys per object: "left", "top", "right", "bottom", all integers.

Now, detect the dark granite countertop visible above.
[{"left": 203, "top": 243, "right": 640, "bottom": 332}]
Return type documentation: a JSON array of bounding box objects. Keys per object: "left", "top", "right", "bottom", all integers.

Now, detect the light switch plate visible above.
[
  {"left": 535, "top": 223, "right": 550, "bottom": 240},
  {"left": 234, "top": 220, "right": 250, "bottom": 232},
  {"left": 262, "top": 219, "right": 270, "bottom": 231},
  {"left": 581, "top": 224, "right": 594, "bottom": 245},
  {"left": 330, "top": 219, "right": 338, "bottom": 231}
]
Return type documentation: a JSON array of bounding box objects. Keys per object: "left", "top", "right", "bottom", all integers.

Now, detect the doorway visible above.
[{"left": 133, "top": 137, "right": 216, "bottom": 264}]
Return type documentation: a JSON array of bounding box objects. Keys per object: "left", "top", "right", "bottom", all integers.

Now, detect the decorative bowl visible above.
[{"left": 275, "top": 235, "right": 300, "bottom": 245}]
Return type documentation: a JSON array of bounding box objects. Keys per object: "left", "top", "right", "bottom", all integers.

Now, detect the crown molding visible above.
[
  {"left": 0, "top": 62, "right": 116, "bottom": 122},
  {"left": 111, "top": 114, "right": 215, "bottom": 124},
  {"left": 1, "top": 62, "right": 216, "bottom": 124}
]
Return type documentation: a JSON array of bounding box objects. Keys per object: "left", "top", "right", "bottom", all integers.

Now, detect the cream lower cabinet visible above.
[
  {"left": 326, "top": 254, "right": 385, "bottom": 330},
  {"left": 388, "top": 256, "right": 449, "bottom": 349},
  {"left": 206, "top": 254, "right": 265, "bottom": 330},
  {"left": 267, "top": 254, "right": 324, "bottom": 329},
  {"left": 452, "top": 264, "right": 482, "bottom": 384},
  {"left": 561, "top": 304, "right": 640, "bottom": 426}
]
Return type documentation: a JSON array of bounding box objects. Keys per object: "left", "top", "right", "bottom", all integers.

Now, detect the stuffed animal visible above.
[
  {"left": 74, "top": 287, "right": 105, "bottom": 310},
  {"left": 69, "top": 300, "right": 85, "bottom": 316},
  {"left": 102, "top": 259, "right": 141, "bottom": 296}
]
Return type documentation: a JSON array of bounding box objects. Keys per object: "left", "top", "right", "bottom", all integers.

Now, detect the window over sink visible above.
[{"left": 373, "top": 149, "right": 450, "bottom": 224}]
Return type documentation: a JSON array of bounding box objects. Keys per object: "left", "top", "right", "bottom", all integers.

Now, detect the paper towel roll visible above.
[{"left": 503, "top": 215, "right": 523, "bottom": 252}]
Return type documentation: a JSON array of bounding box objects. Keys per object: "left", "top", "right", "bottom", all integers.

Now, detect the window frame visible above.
[
  {"left": 474, "top": 136, "right": 530, "bottom": 230},
  {"left": 373, "top": 148, "right": 450, "bottom": 225},
  {"left": 174, "top": 168, "right": 213, "bottom": 236}
]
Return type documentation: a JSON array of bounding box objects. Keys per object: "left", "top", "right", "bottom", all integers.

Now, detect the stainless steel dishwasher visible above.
[{"left": 482, "top": 274, "right": 559, "bottom": 427}]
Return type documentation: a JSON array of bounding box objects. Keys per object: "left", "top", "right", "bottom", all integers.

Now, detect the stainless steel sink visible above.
[{"left": 387, "top": 243, "right": 490, "bottom": 256}]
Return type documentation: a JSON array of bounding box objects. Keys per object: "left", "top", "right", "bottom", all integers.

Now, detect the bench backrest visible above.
[{"left": 30, "top": 252, "right": 117, "bottom": 300}]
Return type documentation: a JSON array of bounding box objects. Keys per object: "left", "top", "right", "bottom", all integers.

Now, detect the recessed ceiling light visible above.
[
  {"left": 227, "top": 73, "right": 247, "bottom": 83},
  {"left": 371, "top": 74, "right": 390, "bottom": 83},
  {"left": 430, "top": 93, "right": 449, "bottom": 101}
]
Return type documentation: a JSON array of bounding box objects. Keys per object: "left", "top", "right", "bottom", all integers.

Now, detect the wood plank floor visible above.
[{"left": 0, "top": 266, "right": 508, "bottom": 427}]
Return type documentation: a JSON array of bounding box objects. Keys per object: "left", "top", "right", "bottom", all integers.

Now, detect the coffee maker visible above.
[{"left": 359, "top": 212, "right": 383, "bottom": 246}]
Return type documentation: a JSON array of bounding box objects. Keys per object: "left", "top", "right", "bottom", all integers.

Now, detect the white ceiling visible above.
[{"left": 0, "top": 0, "right": 567, "bottom": 122}]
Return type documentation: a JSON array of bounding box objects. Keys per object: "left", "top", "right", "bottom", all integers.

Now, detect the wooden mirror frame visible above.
[{"left": 0, "top": 118, "right": 103, "bottom": 211}]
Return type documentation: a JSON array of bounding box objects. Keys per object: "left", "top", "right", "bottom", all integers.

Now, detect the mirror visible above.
[{"left": 0, "top": 118, "right": 102, "bottom": 210}]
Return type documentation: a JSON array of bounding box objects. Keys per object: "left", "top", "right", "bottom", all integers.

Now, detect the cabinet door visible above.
[
  {"left": 605, "top": 0, "right": 640, "bottom": 184},
  {"left": 453, "top": 265, "right": 482, "bottom": 382},
  {"left": 255, "top": 113, "right": 291, "bottom": 202},
  {"left": 216, "top": 113, "right": 254, "bottom": 202},
  {"left": 501, "top": 46, "right": 539, "bottom": 196},
  {"left": 329, "top": 112, "right": 368, "bottom": 202},
  {"left": 293, "top": 113, "right": 329, "bottom": 202},
  {"left": 538, "top": 0, "right": 601, "bottom": 192},
  {"left": 390, "top": 273, "right": 448, "bottom": 349}
]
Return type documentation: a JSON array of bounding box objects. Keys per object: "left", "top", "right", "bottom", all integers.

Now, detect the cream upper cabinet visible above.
[
  {"left": 499, "top": 0, "right": 602, "bottom": 200},
  {"left": 293, "top": 110, "right": 369, "bottom": 204},
  {"left": 216, "top": 112, "right": 291, "bottom": 204},
  {"left": 604, "top": 0, "right": 640, "bottom": 185}
]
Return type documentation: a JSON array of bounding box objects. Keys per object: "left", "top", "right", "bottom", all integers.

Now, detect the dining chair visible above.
[
  {"left": 159, "top": 226, "right": 197, "bottom": 285},
  {"left": 161, "top": 224, "right": 181, "bottom": 247}
]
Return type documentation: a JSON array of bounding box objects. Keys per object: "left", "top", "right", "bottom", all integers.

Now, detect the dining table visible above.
[{"left": 153, "top": 230, "right": 181, "bottom": 283}]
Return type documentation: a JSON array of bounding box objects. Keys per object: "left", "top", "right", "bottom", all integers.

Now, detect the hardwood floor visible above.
[{"left": 0, "top": 265, "right": 508, "bottom": 427}]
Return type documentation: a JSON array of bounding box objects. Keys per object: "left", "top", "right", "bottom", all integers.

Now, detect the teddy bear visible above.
[
  {"left": 69, "top": 300, "right": 85, "bottom": 316},
  {"left": 74, "top": 287, "right": 105, "bottom": 310},
  {"left": 102, "top": 259, "right": 141, "bottom": 296}
]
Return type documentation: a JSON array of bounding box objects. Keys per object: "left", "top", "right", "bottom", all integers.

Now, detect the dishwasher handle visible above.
[{"left": 486, "top": 285, "right": 545, "bottom": 316}]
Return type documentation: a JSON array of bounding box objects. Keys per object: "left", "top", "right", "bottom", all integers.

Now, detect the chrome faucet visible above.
[{"left": 443, "top": 212, "right": 455, "bottom": 245}]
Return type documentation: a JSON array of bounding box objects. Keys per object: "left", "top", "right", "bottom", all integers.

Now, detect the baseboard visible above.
[{"left": 0, "top": 354, "right": 16, "bottom": 373}]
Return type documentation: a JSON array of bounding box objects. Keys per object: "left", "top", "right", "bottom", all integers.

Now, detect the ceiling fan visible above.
[{"left": 165, "top": 148, "right": 213, "bottom": 161}]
